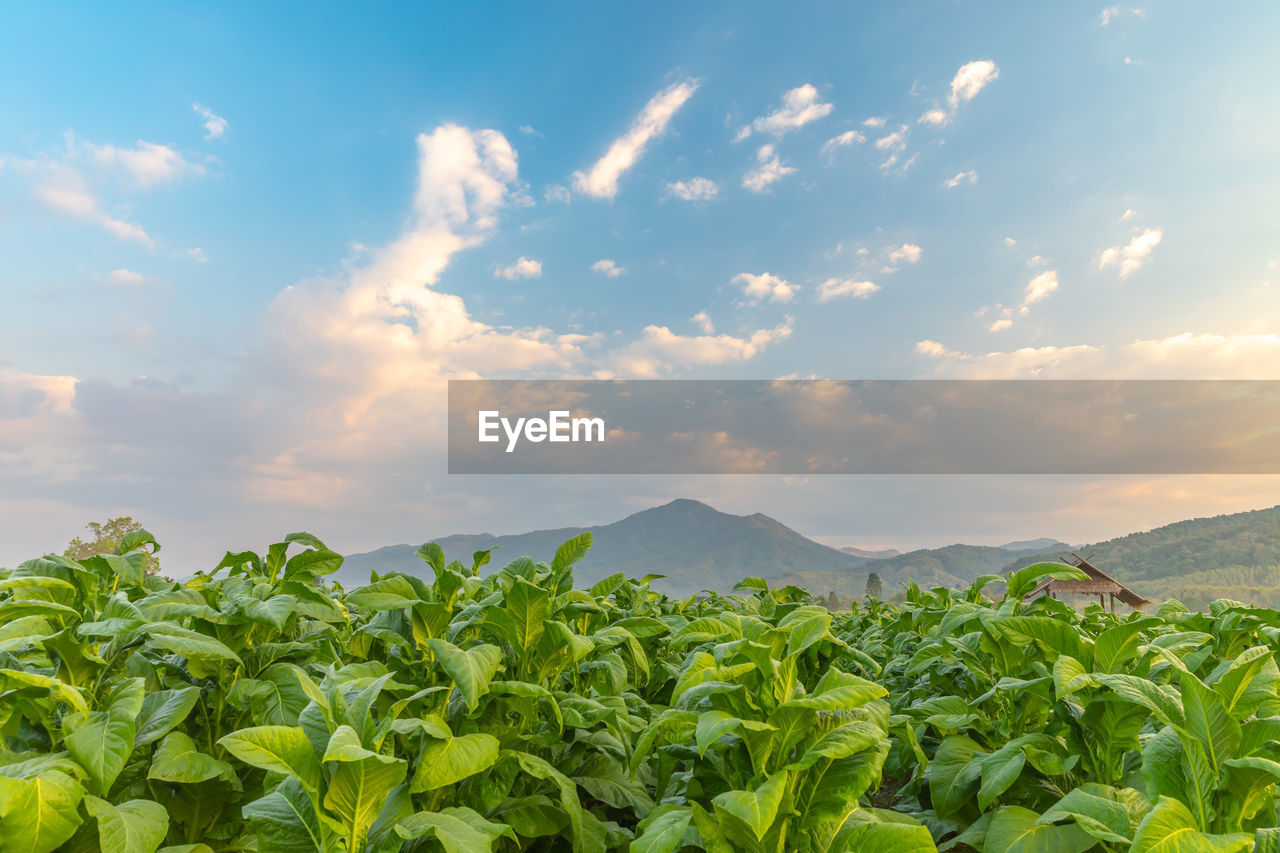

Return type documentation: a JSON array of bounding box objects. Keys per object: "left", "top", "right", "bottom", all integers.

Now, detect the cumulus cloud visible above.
[
  {"left": 1100, "top": 6, "right": 1147, "bottom": 25},
  {"left": 495, "top": 257, "right": 543, "bottom": 280},
  {"left": 187, "top": 247, "right": 209, "bottom": 263},
  {"left": 109, "top": 268, "right": 145, "bottom": 284},
  {"left": 518, "top": 125, "right": 543, "bottom": 137},
  {"left": 1098, "top": 228, "right": 1163, "bottom": 278},
  {"left": 607, "top": 320, "right": 793, "bottom": 378},
  {"left": 874, "top": 125, "right": 911, "bottom": 172},
  {"left": 817, "top": 278, "right": 880, "bottom": 302},
  {"left": 664, "top": 176, "right": 719, "bottom": 202},
  {"left": 918, "top": 108, "right": 949, "bottom": 127},
  {"left": 863, "top": 116, "right": 886, "bottom": 128},
  {"left": 887, "top": 243, "right": 923, "bottom": 265},
  {"left": 916, "top": 332, "right": 1280, "bottom": 379},
  {"left": 742, "top": 144, "right": 795, "bottom": 192},
  {"left": 948, "top": 60, "right": 1000, "bottom": 109},
  {"left": 735, "top": 84, "right": 833, "bottom": 141},
  {"left": 572, "top": 78, "right": 699, "bottom": 200},
  {"left": 691, "top": 311, "right": 714, "bottom": 334},
  {"left": 86, "top": 139, "right": 202, "bottom": 188},
  {"left": 1023, "top": 270, "right": 1059, "bottom": 306},
  {"left": 544, "top": 184, "right": 571, "bottom": 204},
  {"left": 820, "top": 130, "right": 865, "bottom": 161},
  {"left": 592, "top": 259, "right": 625, "bottom": 278},
  {"left": 944, "top": 169, "right": 978, "bottom": 188},
  {"left": 733, "top": 271, "right": 797, "bottom": 304},
  {"left": 193, "top": 103, "right": 227, "bottom": 140}
]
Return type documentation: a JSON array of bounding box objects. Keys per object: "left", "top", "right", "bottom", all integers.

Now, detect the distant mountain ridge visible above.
[
  {"left": 338, "top": 499, "right": 862, "bottom": 594},
  {"left": 339, "top": 500, "right": 1280, "bottom": 602}
]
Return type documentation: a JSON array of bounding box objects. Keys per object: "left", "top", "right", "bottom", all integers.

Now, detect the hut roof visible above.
[{"left": 1025, "top": 553, "right": 1150, "bottom": 609}]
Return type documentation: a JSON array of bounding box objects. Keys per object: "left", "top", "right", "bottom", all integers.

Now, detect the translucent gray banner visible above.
[{"left": 447, "top": 380, "right": 1280, "bottom": 474}]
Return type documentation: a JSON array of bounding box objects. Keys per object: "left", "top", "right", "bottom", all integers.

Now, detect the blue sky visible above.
[{"left": 2, "top": 1, "right": 1279, "bottom": 569}]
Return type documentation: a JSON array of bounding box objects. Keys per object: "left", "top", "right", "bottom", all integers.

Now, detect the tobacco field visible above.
[{"left": 2, "top": 530, "right": 1280, "bottom": 852}]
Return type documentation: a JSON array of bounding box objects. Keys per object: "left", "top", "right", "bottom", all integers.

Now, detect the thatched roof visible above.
[{"left": 1025, "top": 554, "right": 1150, "bottom": 609}]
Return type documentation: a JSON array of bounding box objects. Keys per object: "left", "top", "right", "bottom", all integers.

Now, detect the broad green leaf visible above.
[
  {"left": 631, "top": 806, "right": 692, "bottom": 853},
  {"left": 217, "top": 725, "right": 322, "bottom": 793},
  {"left": 134, "top": 686, "right": 201, "bottom": 748},
  {"left": 84, "top": 795, "right": 169, "bottom": 853},
  {"left": 144, "top": 623, "right": 241, "bottom": 662},
  {"left": 711, "top": 771, "right": 787, "bottom": 841},
  {"left": 506, "top": 578, "right": 550, "bottom": 653},
  {"left": 242, "top": 776, "right": 328, "bottom": 853},
  {"left": 148, "top": 732, "right": 236, "bottom": 784},
  {"left": 1039, "top": 784, "right": 1144, "bottom": 845},
  {"left": 396, "top": 806, "right": 515, "bottom": 852},
  {"left": 324, "top": 756, "right": 407, "bottom": 851},
  {"left": 551, "top": 532, "right": 592, "bottom": 572},
  {"left": 927, "top": 735, "right": 984, "bottom": 819},
  {"left": 786, "top": 720, "right": 884, "bottom": 771},
  {"left": 410, "top": 733, "right": 500, "bottom": 792},
  {"left": 985, "top": 805, "right": 1094, "bottom": 853},
  {"left": 831, "top": 819, "right": 938, "bottom": 853},
  {"left": 0, "top": 771, "right": 85, "bottom": 853},
  {"left": 427, "top": 639, "right": 503, "bottom": 711},
  {"left": 1130, "top": 796, "right": 1251, "bottom": 853}
]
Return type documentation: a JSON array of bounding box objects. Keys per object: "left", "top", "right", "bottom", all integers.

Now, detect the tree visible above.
[
  {"left": 65, "top": 516, "right": 161, "bottom": 575},
  {"left": 865, "top": 572, "right": 883, "bottom": 600},
  {"left": 825, "top": 590, "right": 840, "bottom": 611}
]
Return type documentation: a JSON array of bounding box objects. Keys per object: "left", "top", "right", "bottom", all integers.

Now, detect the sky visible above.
[{"left": 2, "top": 1, "right": 1279, "bottom": 569}]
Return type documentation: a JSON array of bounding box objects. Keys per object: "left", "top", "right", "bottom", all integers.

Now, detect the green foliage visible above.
[{"left": 5, "top": 529, "right": 1280, "bottom": 851}]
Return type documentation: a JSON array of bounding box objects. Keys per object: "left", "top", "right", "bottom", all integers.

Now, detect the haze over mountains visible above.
[{"left": 339, "top": 499, "right": 1280, "bottom": 601}]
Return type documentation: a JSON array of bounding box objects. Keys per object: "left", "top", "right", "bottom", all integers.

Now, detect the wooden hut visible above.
[{"left": 1024, "top": 553, "right": 1150, "bottom": 611}]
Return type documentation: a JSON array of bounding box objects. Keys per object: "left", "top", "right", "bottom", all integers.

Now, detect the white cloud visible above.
[
  {"left": 736, "top": 84, "right": 833, "bottom": 141},
  {"left": 1004, "top": 237, "right": 1017, "bottom": 247},
  {"left": 592, "top": 259, "right": 625, "bottom": 278},
  {"left": 572, "top": 78, "right": 699, "bottom": 200},
  {"left": 87, "top": 139, "right": 202, "bottom": 188},
  {"left": 1027, "top": 254, "right": 1049, "bottom": 268},
  {"left": 862, "top": 116, "right": 886, "bottom": 128},
  {"left": 918, "top": 108, "right": 950, "bottom": 127},
  {"left": 495, "top": 257, "right": 543, "bottom": 280},
  {"left": 518, "top": 125, "right": 543, "bottom": 137},
  {"left": 948, "top": 60, "right": 1000, "bottom": 109},
  {"left": 1098, "top": 228, "right": 1163, "bottom": 278},
  {"left": 187, "top": 247, "right": 208, "bottom": 263},
  {"left": 875, "top": 126, "right": 908, "bottom": 151},
  {"left": 109, "top": 268, "right": 145, "bottom": 284},
  {"left": 34, "top": 183, "right": 155, "bottom": 247},
  {"left": 820, "top": 130, "right": 865, "bottom": 161},
  {"left": 944, "top": 170, "right": 978, "bottom": 188},
  {"left": 888, "top": 243, "right": 923, "bottom": 265},
  {"left": 1120, "top": 208, "right": 1138, "bottom": 221},
  {"left": 742, "top": 144, "right": 795, "bottom": 192},
  {"left": 691, "top": 311, "right": 714, "bottom": 334},
  {"left": 193, "top": 103, "right": 227, "bottom": 140},
  {"left": 607, "top": 320, "right": 793, "bottom": 378},
  {"left": 733, "top": 271, "right": 797, "bottom": 303},
  {"left": 988, "top": 309, "right": 1014, "bottom": 332},
  {"left": 916, "top": 332, "right": 1280, "bottom": 379},
  {"left": 544, "top": 184, "right": 571, "bottom": 204},
  {"left": 665, "top": 176, "right": 720, "bottom": 202},
  {"left": 817, "top": 278, "right": 880, "bottom": 302},
  {"left": 1100, "top": 6, "right": 1147, "bottom": 25},
  {"left": 1023, "top": 269, "right": 1059, "bottom": 305}
]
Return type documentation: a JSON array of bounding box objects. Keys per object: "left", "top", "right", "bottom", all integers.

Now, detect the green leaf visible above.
[
  {"left": 84, "top": 795, "right": 169, "bottom": 853},
  {"left": 1007, "top": 562, "right": 1088, "bottom": 599},
  {"left": 1038, "top": 784, "right": 1147, "bottom": 845},
  {"left": 410, "top": 733, "right": 500, "bottom": 791},
  {"left": 323, "top": 756, "right": 408, "bottom": 852},
  {"left": 217, "top": 725, "right": 322, "bottom": 793},
  {"left": 711, "top": 771, "right": 787, "bottom": 841},
  {"left": 978, "top": 748, "right": 1027, "bottom": 811},
  {"left": 1181, "top": 673, "right": 1240, "bottom": 775},
  {"left": 786, "top": 721, "right": 884, "bottom": 771},
  {"left": 0, "top": 771, "right": 85, "bottom": 853},
  {"left": 148, "top": 732, "right": 237, "bottom": 784},
  {"left": 345, "top": 576, "right": 420, "bottom": 610},
  {"left": 144, "top": 623, "right": 241, "bottom": 662},
  {"left": 926, "top": 735, "right": 984, "bottom": 819},
  {"left": 551, "top": 532, "right": 592, "bottom": 573},
  {"left": 985, "top": 805, "right": 1094, "bottom": 853},
  {"left": 241, "top": 775, "right": 328, "bottom": 853},
  {"left": 395, "top": 807, "right": 515, "bottom": 852},
  {"left": 416, "top": 542, "right": 446, "bottom": 576},
  {"left": 427, "top": 639, "right": 503, "bottom": 712},
  {"left": 134, "top": 686, "right": 201, "bottom": 748},
  {"left": 506, "top": 578, "right": 550, "bottom": 654},
  {"left": 1130, "top": 796, "right": 1251, "bottom": 853},
  {"left": 631, "top": 806, "right": 692, "bottom": 853},
  {"left": 66, "top": 684, "right": 141, "bottom": 796},
  {"left": 831, "top": 820, "right": 938, "bottom": 853}
]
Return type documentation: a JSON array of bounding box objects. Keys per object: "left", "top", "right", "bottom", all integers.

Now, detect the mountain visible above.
[
  {"left": 839, "top": 546, "right": 901, "bottom": 560},
  {"left": 998, "top": 537, "right": 1070, "bottom": 552},
  {"left": 338, "top": 499, "right": 862, "bottom": 594},
  {"left": 1002, "top": 505, "right": 1280, "bottom": 600},
  {"left": 774, "top": 543, "right": 1056, "bottom": 599}
]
